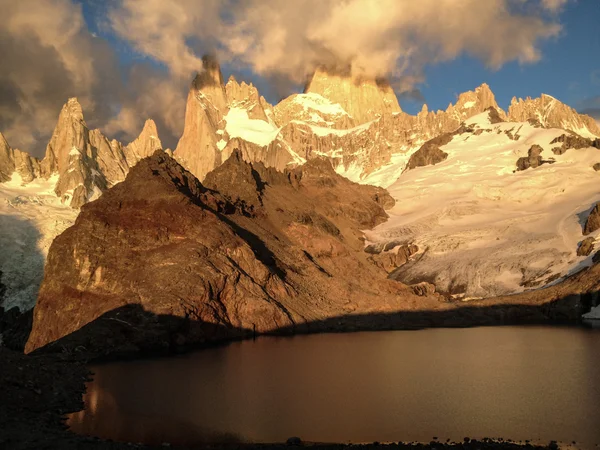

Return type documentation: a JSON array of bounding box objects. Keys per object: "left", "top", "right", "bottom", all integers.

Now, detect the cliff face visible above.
[
  {"left": 0, "top": 132, "right": 41, "bottom": 183},
  {"left": 225, "top": 76, "right": 270, "bottom": 122},
  {"left": 304, "top": 67, "right": 402, "bottom": 124},
  {"left": 173, "top": 59, "right": 299, "bottom": 181}
]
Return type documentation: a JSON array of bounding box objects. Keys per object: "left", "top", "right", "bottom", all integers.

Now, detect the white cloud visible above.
[{"left": 109, "top": 0, "right": 564, "bottom": 87}]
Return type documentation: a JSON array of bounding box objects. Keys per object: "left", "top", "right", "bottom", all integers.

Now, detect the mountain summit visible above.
[{"left": 305, "top": 67, "right": 402, "bottom": 124}]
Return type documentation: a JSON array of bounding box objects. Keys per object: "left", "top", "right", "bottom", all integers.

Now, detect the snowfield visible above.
[
  {"left": 365, "top": 112, "right": 600, "bottom": 299},
  {"left": 0, "top": 173, "right": 77, "bottom": 311}
]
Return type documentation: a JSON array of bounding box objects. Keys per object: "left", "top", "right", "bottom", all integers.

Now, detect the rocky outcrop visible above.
[
  {"left": 583, "top": 203, "right": 600, "bottom": 235},
  {"left": 577, "top": 237, "right": 595, "bottom": 256},
  {"left": 516, "top": 145, "right": 544, "bottom": 171},
  {"left": 25, "top": 151, "right": 600, "bottom": 354},
  {"left": 550, "top": 133, "right": 600, "bottom": 155},
  {"left": 405, "top": 133, "right": 454, "bottom": 170},
  {"left": 487, "top": 106, "right": 505, "bottom": 124},
  {"left": 0, "top": 133, "right": 15, "bottom": 183},
  {"left": 273, "top": 92, "right": 354, "bottom": 129},
  {"left": 508, "top": 94, "right": 600, "bottom": 137},
  {"left": 368, "top": 243, "right": 419, "bottom": 273},
  {"left": 0, "top": 132, "right": 41, "bottom": 183},
  {"left": 174, "top": 58, "right": 300, "bottom": 180},
  {"left": 122, "top": 119, "right": 163, "bottom": 167},
  {"left": 25, "top": 151, "right": 414, "bottom": 353}
]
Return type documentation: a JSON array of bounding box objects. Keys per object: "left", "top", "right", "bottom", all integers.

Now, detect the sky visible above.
[{"left": 0, "top": 0, "right": 599, "bottom": 157}]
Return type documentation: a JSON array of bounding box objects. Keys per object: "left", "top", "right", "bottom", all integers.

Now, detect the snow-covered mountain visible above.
[
  {"left": 365, "top": 109, "right": 600, "bottom": 300},
  {"left": 2, "top": 55, "right": 600, "bottom": 316}
]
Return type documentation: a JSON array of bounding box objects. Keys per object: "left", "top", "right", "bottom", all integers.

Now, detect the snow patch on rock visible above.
[{"left": 224, "top": 107, "right": 280, "bottom": 146}]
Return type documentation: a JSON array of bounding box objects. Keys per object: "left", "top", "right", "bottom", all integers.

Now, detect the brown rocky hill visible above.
[{"left": 24, "top": 151, "right": 410, "bottom": 352}]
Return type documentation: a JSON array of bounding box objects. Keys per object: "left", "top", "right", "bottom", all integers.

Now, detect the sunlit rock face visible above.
[
  {"left": 1, "top": 98, "right": 164, "bottom": 209},
  {"left": 508, "top": 94, "right": 600, "bottom": 138},
  {"left": 225, "top": 76, "right": 271, "bottom": 122},
  {"left": 0, "top": 132, "right": 41, "bottom": 183},
  {"left": 304, "top": 67, "right": 403, "bottom": 125}
]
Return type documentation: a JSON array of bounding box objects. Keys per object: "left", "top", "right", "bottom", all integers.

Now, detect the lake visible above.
[{"left": 67, "top": 326, "right": 600, "bottom": 447}]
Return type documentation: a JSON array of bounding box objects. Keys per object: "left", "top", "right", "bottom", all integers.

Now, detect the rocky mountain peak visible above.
[
  {"left": 192, "top": 55, "right": 228, "bottom": 114},
  {"left": 508, "top": 94, "right": 600, "bottom": 137},
  {"left": 122, "top": 119, "right": 163, "bottom": 167},
  {"left": 174, "top": 67, "right": 225, "bottom": 181},
  {"left": 304, "top": 66, "right": 402, "bottom": 124},
  {"left": 60, "top": 97, "right": 85, "bottom": 124},
  {"left": 225, "top": 76, "right": 269, "bottom": 122},
  {"left": 451, "top": 83, "right": 504, "bottom": 119}
]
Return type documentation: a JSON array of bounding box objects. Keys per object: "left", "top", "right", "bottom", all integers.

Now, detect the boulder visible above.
[
  {"left": 583, "top": 203, "right": 600, "bottom": 235},
  {"left": 516, "top": 145, "right": 544, "bottom": 171},
  {"left": 577, "top": 237, "right": 595, "bottom": 256}
]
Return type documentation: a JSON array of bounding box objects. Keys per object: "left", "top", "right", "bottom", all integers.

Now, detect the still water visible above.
[{"left": 68, "top": 326, "right": 600, "bottom": 447}]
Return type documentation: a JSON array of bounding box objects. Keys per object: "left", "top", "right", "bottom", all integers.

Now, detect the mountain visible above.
[
  {"left": 365, "top": 109, "right": 600, "bottom": 300},
  {"left": 304, "top": 67, "right": 402, "bottom": 124},
  {"left": 1, "top": 98, "right": 163, "bottom": 208},
  {"left": 508, "top": 94, "right": 600, "bottom": 138},
  {"left": 0, "top": 132, "right": 41, "bottom": 183},
  {"left": 4, "top": 54, "right": 600, "bottom": 323},
  {"left": 173, "top": 56, "right": 303, "bottom": 181},
  {"left": 25, "top": 151, "right": 592, "bottom": 355},
  {"left": 25, "top": 151, "right": 408, "bottom": 352}
]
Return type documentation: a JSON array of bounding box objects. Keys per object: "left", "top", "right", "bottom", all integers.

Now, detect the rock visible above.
[
  {"left": 583, "top": 203, "right": 600, "bottom": 235},
  {"left": 410, "top": 282, "right": 436, "bottom": 297},
  {"left": 486, "top": 106, "right": 504, "bottom": 124},
  {"left": 122, "top": 119, "right": 163, "bottom": 167},
  {"left": 0, "top": 133, "right": 41, "bottom": 183},
  {"left": 225, "top": 76, "right": 270, "bottom": 122},
  {"left": 370, "top": 244, "right": 418, "bottom": 273},
  {"left": 286, "top": 437, "right": 302, "bottom": 446},
  {"left": 173, "top": 57, "right": 226, "bottom": 182},
  {"left": 577, "top": 237, "right": 595, "bottom": 256},
  {"left": 405, "top": 132, "right": 453, "bottom": 170},
  {"left": 549, "top": 133, "right": 596, "bottom": 156},
  {"left": 304, "top": 66, "right": 402, "bottom": 125},
  {"left": 1, "top": 99, "right": 164, "bottom": 208},
  {"left": 593, "top": 163, "right": 600, "bottom": 171},
  {"left": 516, "top": 144, "right": 544, "bottom": 171}
]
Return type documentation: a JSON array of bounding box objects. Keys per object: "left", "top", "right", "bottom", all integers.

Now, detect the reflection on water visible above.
[{"left": 68, "top": 326, "right": 600, "bottom": 447}]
